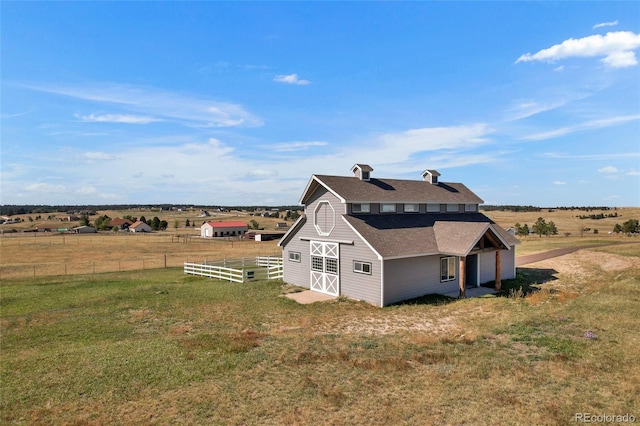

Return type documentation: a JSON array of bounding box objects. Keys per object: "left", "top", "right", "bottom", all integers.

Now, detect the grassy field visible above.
[{"left": 1, "top": 243, "right": 638, "bottom": 424}]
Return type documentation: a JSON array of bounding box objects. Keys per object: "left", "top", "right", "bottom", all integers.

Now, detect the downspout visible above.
[{"left": 380, "top": 256, "right": 385, "bottom": 307}]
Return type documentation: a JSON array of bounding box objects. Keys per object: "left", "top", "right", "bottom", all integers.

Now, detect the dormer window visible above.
[{"left": 351, "top": 164, "right": 373, "bottom": 181}]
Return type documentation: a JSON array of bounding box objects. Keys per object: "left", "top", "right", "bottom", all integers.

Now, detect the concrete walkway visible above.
[
  {"left": 285, "top": 290, "right": 336, "bottom": 304},
  {"left": 443, "top": 286, "right": 497, "bottom": 299}
]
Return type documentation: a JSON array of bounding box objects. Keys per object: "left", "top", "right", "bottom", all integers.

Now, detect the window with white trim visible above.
[
  {"left": 465, "top": 204, "right": 477, "bottom": 212},
  {"left": 446, "top": 204, "right": 460, "bottom": 212},
  {"left": 404, "top": 203, "right": 419, "bottom": 213},
  {"left": 311, "top": 256, "right": 324, "bottom": 272},
  {"left": 352, "top": 203, "right": 370, "bottom": 213},
  {"left": 325, "top": 258, "right": 338, "bottom": 274},
  {"left": 380, "top": 203, "right": 396, "bottom": 213},
  {"left": 288, "top": 251, "right": 301, "bottom": 262},
  {"left": 427, "top": 204, "right": 440, "bottom": 213},
  {"left": 353, "top": 261, "right": 372, "bottom": 275},
  {"left": 440, "top": 257, "right": 456, "bottom": 282}
]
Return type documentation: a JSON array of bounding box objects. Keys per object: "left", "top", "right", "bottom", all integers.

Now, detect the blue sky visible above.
[{"left": 2, "top": 2, "right": 639, "bottom": 207}]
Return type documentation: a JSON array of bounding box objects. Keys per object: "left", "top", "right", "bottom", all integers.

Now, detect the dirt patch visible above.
[
  {"left": 315, "top": 313, "right": 462, "bottom": 336},
  {"left": 527, "top": 250, "right": 634, "bottom": 277}
]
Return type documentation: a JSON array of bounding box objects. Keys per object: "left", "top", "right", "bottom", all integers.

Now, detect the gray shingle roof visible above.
[
  {"left": 344, "top": 213, "right": 519, "bottom": 259},
  {"left": 306, "top": 175, "right": 484, "bottom": 204}
]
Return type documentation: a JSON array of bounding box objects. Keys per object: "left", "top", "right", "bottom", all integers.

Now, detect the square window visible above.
[
  {"left": 325, "top": 258, "right": 338, "bottom": 274},
  {"left": 381, "top": 203, "right": 396, "bottom": 213},
  {"left": 465, "top": 204, "right": 477, "bottom": 212},
  {"left": 311, "top": 256, "right": 323, "bottom": 272},
  {"left": 404, "top": 204, "right": 419, "bottom": 213},
  {"left": 446, "top": 204, "right": 460, "bottom": 212},
  {"left": 352, "top": 203, "right": 370, "bottom": 213},
  {"left": 288, "top": 251, "right": 301, "bottom": 262},
  {"left": 427, "top": 204, "right": 440, "bottom": 213},
  {"left": 354, "top": 261, "right": 372, "bottom": 275}
]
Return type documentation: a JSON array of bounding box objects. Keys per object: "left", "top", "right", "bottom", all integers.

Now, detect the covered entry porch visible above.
[{"left": 434, "top": 221, "right": 513, "bottom": 299}]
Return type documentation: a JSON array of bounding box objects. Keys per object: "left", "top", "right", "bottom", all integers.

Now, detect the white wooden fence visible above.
[{"left": 184, "top": 256, "right": 283, "bottom": 282}]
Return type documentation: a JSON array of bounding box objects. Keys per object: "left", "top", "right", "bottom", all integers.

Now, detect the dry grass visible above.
[
  {"left": 2, "top": 242, "right": 639, "bottom": 425},
  {"left": 0, "top": 232, "right": 280, "bottom": 279}
]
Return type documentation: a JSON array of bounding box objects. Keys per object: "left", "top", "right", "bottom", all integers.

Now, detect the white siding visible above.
[
  {"left": 281, "top": 187, "right": 381, "bottom": 305},
  {"left": 478, "top": 247, "right": 517, "bottom": 284},
  {"left": 383, "top": 256, "right": 459, "bottom": 305}
]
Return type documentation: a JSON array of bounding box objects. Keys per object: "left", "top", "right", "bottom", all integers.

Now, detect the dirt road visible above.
[{"left": 515, "top": 243, "right": 629, "bottom": 266}]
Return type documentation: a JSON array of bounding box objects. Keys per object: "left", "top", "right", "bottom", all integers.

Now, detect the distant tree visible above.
[
  {"left": 112, "top": 226, "right": 119, "bottom": 233},
  {"left": 94, "top": 215, "right": 112, "bottom": 230},
  {"left": 250, "top": 219, "right": 260, "bottom": 230},
  {"left": 151, "top": 216, "right": 161, "bottom": 231},
  {"left": 613, "top": 223, "right": 623, "bottom": 234},
  {"left": 593, "top": 229, "right": 599, "bottom": 234},
  {"left": 160, "top": 220, "right": 168, "bottom": 231},
  {"left": 621, "top": 219, "right": 639, "bottom": 234},
  {"left": 514, "top": 223, "right": 530, "bottom": 236},
  {"left": 80, "top": 214, "right": 90, "bottom": 227},
  {"left": 547, "top": 221, "right": 558, "bottom": 236},
  {"left": 28, "top": 216, "right": 33, "bottom": 222},
  {"left": 532, "top": 217, "right": 548, "bottom": 237},
  {"left": 185, "top": 219, "right": 190, "bottom": 227},
  {"left": 124, "top": 215, "right": 137, "bottom": 222},
  {"left": 139, "top": 216, "right": 147, "bottom": 225}
]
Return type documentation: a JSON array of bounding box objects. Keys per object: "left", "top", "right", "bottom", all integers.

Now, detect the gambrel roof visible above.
[{"left": 301, "top": 175, "right": 484, "bottom": 205}]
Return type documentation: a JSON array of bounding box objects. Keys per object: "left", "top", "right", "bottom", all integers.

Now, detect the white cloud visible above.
[
  {"left": 25, "top": 83, "right": 263, "bottom": 128},
  {"left": 274, "top": 74, "right": 311, "bottom": 85},
  {"left": 554, "top": 65, "right": 565, "bottom": 72},
  {"left": 553, "top": 181, "right": 567, "bottom": 185},
  {"left": 505, "top": 99, "right": 570, "bottom": 121},
  {"left": 25, "top": 182, "right": 66, "bottom": 193},
  {"left": 246, "top": 169, "right": 278, "bottom": 179},
  {"left": 273, "top": 141, "right": 328, "bottom": 152},
  {"left": 82, "top": 152, "right": 116, "bottom": 162},
  {"left": 516, "top": 31, "right": 640, "bottom": 68},
  {"left": 521, "top": 114, "right": 640, "bottom": 141},
  {"left": 598, "top": 166, "right": 619, "bottom": 173},
  {"left": 75, "top": 186, "right": 97, "bottom": 195},
  {"left": 80, "top": 113, "right": 161, "bottom": 124},
  {"left": 542, "top": 152, "right": 640, "bottom": 160},
  {"left": 593, "top": 20, "right": 618, "bottom": 29}
]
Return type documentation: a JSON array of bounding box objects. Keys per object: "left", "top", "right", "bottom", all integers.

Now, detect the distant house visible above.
[
  {"left": 278, "top": 164, "right": 520, "bottom": 306},
  {"left": 198, "top": 210, "right": 211, "bottom": 217},
  {"left": 108, "top": 218, "right": 133, "bottom": 231},
  {"left": 129, "top": 221, "right": 152, "bottom": 233},
  {"left": 73, "top": 225, "right": 97, "bottom": 234},
  {"left": 201, "top": 221, "right": 248, "bottom": 238},
  {"left": 276, "top": 222, "right": 289, "bottom": 229}
]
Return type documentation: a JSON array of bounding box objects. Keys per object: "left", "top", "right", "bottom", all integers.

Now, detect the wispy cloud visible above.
[
  {"left": 25, "top": 182, "right": 66, "bottom": 193},
  {"left": 274, "top": 74, "right": 311, "bottom": 85},
  {"left": 627, "top": 169, "right": 640, "bottom": 176},
  {"left": 553, "top": 181, "right": 567, "bottom": 185},
  {"left": 593, "top": 20, "right": 618, "bottom": 29},
  {"left": 516, "top": 31, "right": 640, "bottom": 68},
  {"left": 273, "top": 141, "right": 328, "bottom": 152},
  {"left": 598, "top": 166, "right": 619, "bottom": 173},
  {"left": 521, "top": 114, "right": 640, "bottom": 141},
  {"left": 542, "top": 152, "right": 640, "bottom": 160},
  {"left": 79, "top": 113, "right": 161, "bottom": 124},
  {"left": 82, "top": 152, "right": 116, "bottom": 162},
  {"left": 24, "top": 82, "right": 263, "bottom": 128},
  {"left": 505, "top": 99, "right": 570, "bottom": 121}
]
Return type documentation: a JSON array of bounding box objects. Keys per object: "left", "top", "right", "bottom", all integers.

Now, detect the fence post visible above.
[{"left": 164, "top": 254, "right": 167, "bottom": 268}]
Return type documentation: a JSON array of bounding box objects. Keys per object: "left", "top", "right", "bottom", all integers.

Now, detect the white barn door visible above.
[{"left": 310, "top": 241, "right": 339, "bottom": 296}]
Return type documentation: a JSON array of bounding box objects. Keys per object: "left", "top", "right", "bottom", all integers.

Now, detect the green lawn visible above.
[{"left": 1, "top": 246, "right": 639, "bottom": 424}]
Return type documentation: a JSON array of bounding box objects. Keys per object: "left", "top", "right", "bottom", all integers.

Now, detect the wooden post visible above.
[
  {"left": 459, "top": 256, "right": 466, "bottom": 299},
  {"left": 495, "top": 250, "right": 502, "bottom": 291}
]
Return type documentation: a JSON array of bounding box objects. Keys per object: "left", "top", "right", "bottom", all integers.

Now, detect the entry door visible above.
[{"left": 310, "top": 241, "right": 339, "bottom": 296}]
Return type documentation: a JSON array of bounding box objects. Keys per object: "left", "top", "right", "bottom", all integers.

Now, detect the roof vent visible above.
[
  {"left": 351, "top": 164, "right": 373, "bottom": 181},
  {"left": 421, "top": 169, "right": 440, "bottom": 184}
]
